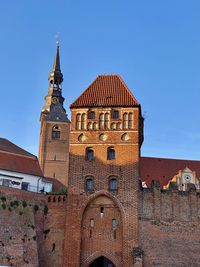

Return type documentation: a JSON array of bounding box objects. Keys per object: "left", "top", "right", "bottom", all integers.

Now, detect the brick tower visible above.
[
  {"left": 38, "top": 44, "right": 70, "bottom": 186},
  {"left": 64, "top": 75, "right": 144, "bottom": 267}
]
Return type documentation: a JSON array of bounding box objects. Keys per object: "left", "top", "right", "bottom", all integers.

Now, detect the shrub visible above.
[
  {"left": 43, "top": 205, "right": 48, "bottom": 215},
  {"left": 34, "top": 204, "right": 39, "bottom": 212},
  {"left": 0, "top": 196, "right": 6, "bottom": 202},
  {"left": 2, "top": 203, "right": 6, "bottom": 209},
  {"left": 22, "top": 200, "right": 27, "bottom": 208}
]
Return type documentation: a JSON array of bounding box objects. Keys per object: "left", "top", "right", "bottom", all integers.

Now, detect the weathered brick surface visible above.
[{"left": 140, "top": 186, "right": 200, "bottom": 267}]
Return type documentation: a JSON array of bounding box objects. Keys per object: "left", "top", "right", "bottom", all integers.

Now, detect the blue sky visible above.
[{"left": 0, "top": 0, "right": 200, "bottom": 159}]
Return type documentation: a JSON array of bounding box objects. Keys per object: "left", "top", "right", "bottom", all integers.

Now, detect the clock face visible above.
[
  {"left": 185, "top": 175, "right": 191, "bottom": 182},
  {"left": 52, "top": 97, "right": 58, "bottom": 104}
]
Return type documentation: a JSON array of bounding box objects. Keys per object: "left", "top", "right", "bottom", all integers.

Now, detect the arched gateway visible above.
[
  {"left": 81, "top": 194, "right": 122, "bottom": 267},
  {"left": 89, "top": 256, "right": 116, "bottom": 267}
]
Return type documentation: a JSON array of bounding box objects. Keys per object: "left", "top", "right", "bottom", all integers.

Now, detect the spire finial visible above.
[{"left": 56, "top": 32, "right": 60, "bottom": 48}]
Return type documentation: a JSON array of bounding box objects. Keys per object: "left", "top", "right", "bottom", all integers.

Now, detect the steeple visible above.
[
  {"left": 41, "top": 43, "right": 68, "bottom": 122},
  {"left": 48, "top": 43, "right": 63, "bottom": 87}
]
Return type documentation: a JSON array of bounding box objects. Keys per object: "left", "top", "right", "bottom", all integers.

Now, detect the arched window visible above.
[
  {"left": 86, "top": 148, "right": 94, "bottom": 161},
  {"left": 111, "top": 122, "right": 116, "bottom": 130},
  {"left": 128, "top": 112, "right": 133, "bottom": 129},
  {"left": 86, "top": 178, "right": 94, "bottom": 191},
  {"left": 105, "top": 112, "right": 109, "bottom": 129},
  {"left": 93, "top": 122, "right": 97, "bottom": 130},
  {"left": 88, "top": 122, "right": 93, "bottom": 130},
  {"left": 99, "top": 113, "right": 104, "bottom": 129},
  {"left": 52, "top": 125, "right": 60, "bottom": 139},
  {"left": 123, "top": 113, "right": 128, "bottom": 129},
  {"left": 76, "top": 113, "right": 81, "bottom": 130},
  {"left": 109, "top": 178, "right": 117, "bottom": 191},
  {"left": 81, "top": 113, "right": 86, "bottom": 130},
  {"left": 116, "top": 122, "right": 121, "bottom": 130},
  {"left": 107, "top": 147, "right": 115, "bottom": 160}
]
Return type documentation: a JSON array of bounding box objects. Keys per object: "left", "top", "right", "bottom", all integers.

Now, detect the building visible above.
[
  {"left": 0, "top": 45, "right": 200, "bottom": 267},
  {"left": 0, "top": 138, "right": 53, "bottom": 193}
]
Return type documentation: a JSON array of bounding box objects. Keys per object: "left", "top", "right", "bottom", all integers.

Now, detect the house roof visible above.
[
  {"left": 0, "top": 138, "right": 35, "bottom": 158},
  {"left": 0, "top": 138, "right": 43, "bottom": 177},
  {"left": 140, "top": 156, "right": 200, "bottom": 187},
  {"left": 70, "top": 74, "right": 139, "bottom": 108}
]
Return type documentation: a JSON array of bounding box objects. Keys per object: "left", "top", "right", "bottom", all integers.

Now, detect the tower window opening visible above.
[
  {"left": 88, "top": 122, "right": 93, "bottom": 130},
  {"left": 81, "top": 113, "right": 86, "bottom": 130},
  {"left": 99, "top": 113, "right": 104, "bottom": 129},
  {"left": 112, "top": 219, "right": 117, "bottom": 229},
  {"left": 90, "top": 218, "right": 94, "bottom": 227},
  {"left": 100, "top": 207, "right": 104, "bottom": 218},
  {"left": 128, "top": 112, "right": 133, "bottom": 129},
  {"left": 76, "top": 114, "right": 81, "bottom": 130},
  {"left": 105, "top": 112, "right": 109, "bottom": 129},
  {"left": 86, "top": 178, "right": 94, "bottom": 191},
  {"left": 93, "top": 122, "right": 97, "bottom": 130},
  {"left": 88, "top": 111, "right": 95, "bottom": 119},
  {"left": 107, "top": 147, "right": 115, "bottom": 160},
  {"left": 112, "top": 110, "right": 119, "bottom": 119},
  {"left": 123, "top": 113, "right": 128, "bottom": 129},
  {"left": 86, "top": 148, "right": 94, "bottom": 161},
  {"left": 109, "top": 178, "right": 117, "bottom": 191},
  {"left": 52, "top": 125, "right": 60, "bottom": 139}
]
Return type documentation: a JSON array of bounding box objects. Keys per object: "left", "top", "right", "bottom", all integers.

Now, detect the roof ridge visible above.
[{"left": 0, "top": 150, "right": 37, "bottom": 160}]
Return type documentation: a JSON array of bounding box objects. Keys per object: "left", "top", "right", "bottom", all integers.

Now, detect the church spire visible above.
[
  {"left": 48, "top": 43, "right": 63, "bottom": 89},
  {"left": 41, "top": 42, "right": 68, "bottom": 121}
]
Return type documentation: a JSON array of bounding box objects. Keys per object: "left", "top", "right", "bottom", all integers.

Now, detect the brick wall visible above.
[
  {"left": 140, "top": 184, "right": 200, "bottom": 266},
  {"left": 0, "top": 186, "right": 67, "bottom": 267}
]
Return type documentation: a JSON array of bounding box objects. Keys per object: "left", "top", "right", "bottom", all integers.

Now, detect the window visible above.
[
  {"left": 111, "top": 122, "right": 116, "bottom": 130},
  {"left": 81, "top": 113, "right": 86, "bottom": 130},
  {"left": 22, "top": 182, "right": 29, "bottom": 191},
  {"left": 109, "top": 178, "right": 117, "bottom": 190},
  {"left": 2, "top": 179, "right": 11, "bottom": 187},
  {"left": 112, "top": 219, "right": 117, "bottom": 229},
  {"left": 116, "top": 122, "right": 121, "bottom": 130},
  {"left": 107, "top": 147, "right": 115, "bottom": 160},
  {"left": 52, "top": 125, "right": 60, "bottom": 139},
  {"left": 105, "top": 112, "right": 109, "bottom": 129},
  {"left": 128, "top": 112, "right": 133, "bottom": 129},
  {"left": 88, "top": 122, "right": 93, "bottom": 130},
  {"left": 90, "top": 218, "right": 94, "bottom": 227},
  {"left": 93, "top": 122, "right": 97, "bottom": 130},
  {"left": 86, "top": 178, "right": 94, "bottom": 191},
  {"left": 86, "top": 148, "right": 94, "bottom": 161},
  {"left": 88, "top": 111, "right": 95, "bottom": 119},
  {"left": 99, "top": 113, "right": 104, "bottom": 129},
  {"left": 76, "top": 114, "right": 81, "bottom": 130},
  {"left": 112, "top": 110, "right": 119, "bottom": 119},
  {"left": 123, "top": 113, "right": 128, "bottom": 129}
]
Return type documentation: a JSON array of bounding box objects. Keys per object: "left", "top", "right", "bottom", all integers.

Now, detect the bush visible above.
[
  {"left": 0, "top": 196, "right": 6, "bottom": 202},
  {"left": 22, "top": 200, "right": 27, "bottom": 208},
  {"left": 2, "top": 203, "right": 6, "bottom": 209},
  {"left": 43, "top": 205, "right": 48, "bottom": 215}
]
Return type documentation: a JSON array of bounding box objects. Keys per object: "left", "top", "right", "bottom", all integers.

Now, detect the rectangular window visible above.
[
  {"left": 22, "top": 182, "right": 29, "bottom": 191},
  {"left": 88, "top": 111, "right": 95, "bottom": 119},
  {"left": 112, "top": 110, "right": 119, "bottom": 119}
]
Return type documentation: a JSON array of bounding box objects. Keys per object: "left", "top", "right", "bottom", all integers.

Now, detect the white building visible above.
[{"left": 0, "top": 138, "right": 53, "bottom": 193}]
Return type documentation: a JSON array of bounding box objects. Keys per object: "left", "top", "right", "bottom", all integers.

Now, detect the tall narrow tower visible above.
[{"left": 38, "top": 44, "right": 70, "bottom": 186}]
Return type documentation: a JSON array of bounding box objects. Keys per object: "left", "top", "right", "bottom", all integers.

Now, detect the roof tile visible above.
[{"left": 70, "top": 75, "right": 139, "bottom": 108}]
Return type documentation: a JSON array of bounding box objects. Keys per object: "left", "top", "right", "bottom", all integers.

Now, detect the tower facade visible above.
[
  {"left": 38, "top": 45, "right": 70, "bottom": 186},
  {"left": 64, "top": 75, "right": 143, "bottom": 267}
]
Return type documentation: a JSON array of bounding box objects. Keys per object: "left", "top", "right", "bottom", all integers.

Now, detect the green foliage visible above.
[
  {"left": 10, "top": 200, "right": 19, "bottom": 207},
  {"left": 2, "top": 203, "right": 6, "bottom": 209},
  {"left": 22, "top": 200, "right": 27, "bottom": 208},
  {"left": 19, "top": 211, "right": 23, "bottom": 215},
  {"left": 0, "top": 196, "right": 6, "bottom": 202},
  {"left": 43, "top": 205, "right": 48, "bottom": 215},
  {"left": 48, "top": 186, "right": 68, "bottom": 195}
]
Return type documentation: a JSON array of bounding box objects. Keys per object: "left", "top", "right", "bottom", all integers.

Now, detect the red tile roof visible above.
[
  {"left": 0, "top": 151, "right": 43, "bottom": 176},
  {"left": 0, "top": 138, "right": 43, "bottom": 176},
  {"left": 70, "top": 75, "right": 139, "bottom": 108},
  {"left": 140, "top": 156, "right": 200, "bottom": 187},
  {"left": 0, "top": 138, "right": 35, "bottom": 158}
]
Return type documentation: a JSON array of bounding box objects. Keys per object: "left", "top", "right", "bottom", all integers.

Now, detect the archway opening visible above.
[{"left": 89, "top": 256, "right": 116, "bottom": 267}]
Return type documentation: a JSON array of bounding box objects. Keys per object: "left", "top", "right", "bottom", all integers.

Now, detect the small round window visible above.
[
  {"left": 78, "top": 134, "right": 86, "bottom": 142},
  {"left": 99, "top": 133, "right": 107, "bottom": 141},
  {"left": 121, "top": 133, "right": 129, "bottom": 141}
]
